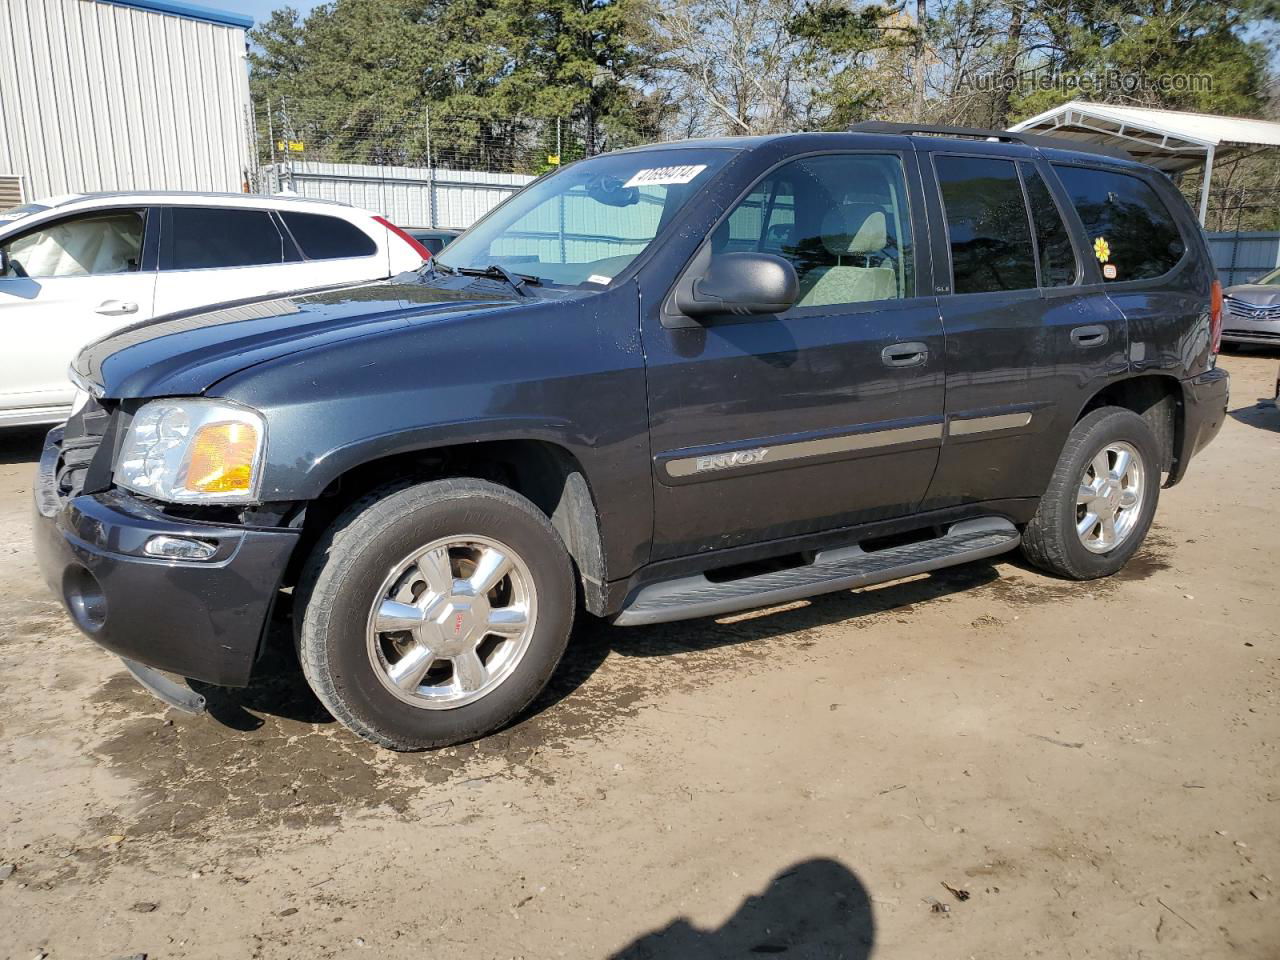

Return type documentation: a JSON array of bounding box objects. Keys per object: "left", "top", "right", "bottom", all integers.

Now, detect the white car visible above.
[{"left": 0, "top": 192, "right": 429, "bottom": 426}]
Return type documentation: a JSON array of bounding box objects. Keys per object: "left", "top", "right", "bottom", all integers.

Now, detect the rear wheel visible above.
[
  {"left": 1022, "top": 407, "right": 1160, "bottom": 580},
  {"left": 296, "top": 478, "right": 575, "bottom": 750}
]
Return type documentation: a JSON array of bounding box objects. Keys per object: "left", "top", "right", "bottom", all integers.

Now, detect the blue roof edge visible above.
[{"left": 97, "top": 0, "right": 254, "bottom": 29}]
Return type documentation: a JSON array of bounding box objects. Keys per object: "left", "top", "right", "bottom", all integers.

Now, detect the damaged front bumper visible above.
[{"left": 33, "top": 426, "right": 299, "bottom": 695}]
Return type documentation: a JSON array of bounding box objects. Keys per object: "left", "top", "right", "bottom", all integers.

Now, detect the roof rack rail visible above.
[{"left": 847, "top": 121, "right": 1133, "bottom": 162}]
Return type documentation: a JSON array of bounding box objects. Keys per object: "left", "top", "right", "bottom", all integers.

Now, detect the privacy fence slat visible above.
[
  {"left": 264, "top": 161, "right": 535, "bottom": 229},
  {"left": 1206, "top": 231, "right": 1280, "bottom": 287}
]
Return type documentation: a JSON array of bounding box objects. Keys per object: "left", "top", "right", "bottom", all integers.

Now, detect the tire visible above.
[
  {"left": 296, "top": 478, "right": 575, "bottom": 751},
  {"left": 1021, "top": 406, "right": 1161, "bottom": 580}
]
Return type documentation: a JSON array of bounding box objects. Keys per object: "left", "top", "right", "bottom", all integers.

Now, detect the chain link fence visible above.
[
  {"left": 1199, "top": 191, "right": 1280, "bottom": 235},
  {"left": 248, "top": 99, "right": 662, "bottom": 227}
]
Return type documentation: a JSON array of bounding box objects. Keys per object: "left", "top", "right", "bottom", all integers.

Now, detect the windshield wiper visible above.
[{"left": 451, "top": 263, "right": 541, "bottom": 297}]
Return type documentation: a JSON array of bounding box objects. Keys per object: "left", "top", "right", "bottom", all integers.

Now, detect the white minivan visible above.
[{"left": 0, "top": 192, "right": 429, "bottom": 426}]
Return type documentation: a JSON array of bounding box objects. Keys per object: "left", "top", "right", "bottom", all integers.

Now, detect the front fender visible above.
[
  {"left": 301, "top": 415, "right": 598, "bottom": 496},
  {"left": 210, "top": 285, "right": 654, "bottom": 578}
]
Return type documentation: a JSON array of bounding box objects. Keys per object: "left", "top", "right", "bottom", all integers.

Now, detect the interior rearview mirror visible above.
[
  {"left": 676, "top": 252, "right": 798, "bottom": 319},
  {"left": 585, "top": 175, "right": 639, "bottom": 208}
]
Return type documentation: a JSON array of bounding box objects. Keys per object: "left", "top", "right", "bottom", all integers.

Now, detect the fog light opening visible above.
[
  {"left": 143, "top": 535, "right": 218, "bottom": 561},
  {"left": 63, "top": 566, "right": 107, "bottom": 633}
]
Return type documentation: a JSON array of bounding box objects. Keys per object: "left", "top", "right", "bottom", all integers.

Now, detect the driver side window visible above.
[
  {"left": 2, "top": 209, "right": 146, "bottom": 279},
  {"left": 716, "top": 154, "right": 915, "bottom": 308}
]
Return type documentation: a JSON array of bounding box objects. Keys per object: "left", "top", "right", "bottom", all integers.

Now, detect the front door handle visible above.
[
  {"left": 95, "top": 300, "right": 139, "bottom": 316},
  {"left": 1070, "top": 324, "right": 1109, "bottom": 347},
  {"left": 881, "top": 342, "right": 929, "bottom": 367}
]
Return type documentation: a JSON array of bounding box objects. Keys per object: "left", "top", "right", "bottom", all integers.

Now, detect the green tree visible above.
[
  {"left": 1012, "top": 0, "right": 1271, "bottom": 118},
  {"left": 249, "top": 0, "right": 660, "bottom": 170},
  {"left": 789, "top": 0, "right": 917, "bottom": 128}
]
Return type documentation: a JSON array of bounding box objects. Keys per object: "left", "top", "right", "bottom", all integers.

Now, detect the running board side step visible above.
[{"left": 613, "top": 517, "right": 1020, "bottom": 627}]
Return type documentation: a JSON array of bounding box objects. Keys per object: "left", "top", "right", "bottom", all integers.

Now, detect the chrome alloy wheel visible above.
[
  {"left": 366, "top": 535, "right": 537, "bottom": 709},
  {"left": 1075, "top": 441, "right": 1145, "bottom": 554}
]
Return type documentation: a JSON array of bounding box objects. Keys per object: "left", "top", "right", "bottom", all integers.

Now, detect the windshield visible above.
[
  {"left": 436, "top": 148, "right": 734, "bottom": 287},
  {"left": 1253, "top": 266, "right": 1280, "bottom": 286}
]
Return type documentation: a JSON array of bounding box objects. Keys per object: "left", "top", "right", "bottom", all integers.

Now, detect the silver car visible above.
[{"left": 1223, "top": 268, "right": 1280, "bottom": 346}]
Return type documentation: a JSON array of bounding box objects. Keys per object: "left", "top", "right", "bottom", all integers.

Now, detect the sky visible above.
[
  {"left": 213, "top": 0, "right": 1279, "bottom": 70},
  {"left": 213, "top": 0, "right": 321, "bottom": 27}
]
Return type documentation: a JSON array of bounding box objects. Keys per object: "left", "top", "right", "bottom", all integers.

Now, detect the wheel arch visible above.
[
  {"left": 292, "top": 438, "right": 610, "bottom": 615},
  {"left": 1073, "top": 373, "right": 1183, "bottom": 482}
]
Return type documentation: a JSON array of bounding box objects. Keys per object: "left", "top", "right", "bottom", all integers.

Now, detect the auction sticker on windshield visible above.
[{"left": 623, "top": 165, "right": 708, "bottom": 188}]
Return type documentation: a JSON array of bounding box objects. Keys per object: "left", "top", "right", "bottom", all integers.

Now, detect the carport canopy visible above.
[{"left": 1009, "top": 99, "right": 1280, "bottom": 225}]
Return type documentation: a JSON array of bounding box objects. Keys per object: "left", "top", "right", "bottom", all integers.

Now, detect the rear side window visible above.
[
  {"left": 936, "top": 155, "right": 1036, "bottom": 294},
  {"left": 1020, "top": 163, "right": 1078, "bottom": 287},
  {"left": 166, "top": 207, "right": 284, "bottom": 270},
  {"left": 1051, "top": 165, "right": 1186, "bottom": 282},
  {"left": 280, "top": 211, "right": 377, "bottom": 260}
]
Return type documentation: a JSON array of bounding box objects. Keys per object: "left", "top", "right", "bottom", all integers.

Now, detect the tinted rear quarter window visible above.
[
  {"left": 167, "top": 207, "right": 284, "bottom": 270},
  {"left": 1051, "top": 165, "right": 1186, "bottom": 282},
  {"left": 935, "top": 155, "right": 1037, "bottom": 294},
  {"left": 280, "top": 211, "right": 377, "bottom": 260}
]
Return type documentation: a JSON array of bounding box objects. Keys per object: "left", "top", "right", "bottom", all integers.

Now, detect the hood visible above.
[
  {"left": 1223, "top": 284, "right": 1280, "bottom": 306},
  {"left": 75, "top": 281, "right": 518, "bottom": 399}
]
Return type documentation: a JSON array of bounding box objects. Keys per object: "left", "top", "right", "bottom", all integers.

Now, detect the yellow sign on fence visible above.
[
  {"left": 547, "top": 154, "right": 561, "bottom": 166},
  {"left": 276, "top": 140, "right": 306, "bottom": 153}
]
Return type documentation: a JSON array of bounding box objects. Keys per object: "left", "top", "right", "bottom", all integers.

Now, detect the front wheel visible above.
[
  {"left": 296, "top": 478, "right": 575, "bottom": 750},
  {"left": 1022, "top": 406, "right": 1161, "bottom": 580}
]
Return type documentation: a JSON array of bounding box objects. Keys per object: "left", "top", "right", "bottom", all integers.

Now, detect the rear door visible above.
[
  {"left": 919, "top": 145, "right": 1127, "bottom": 509},
  {"left": 0, "top": 206, "right": 157, "bottom": 412},
  {"left": 643, "top": 149, "right": 947, "bottom": 559},
  {"left": 153, "top": 205, "right": 295, "bottom": 315},
  {"left": 1048, "top": 160, "right": 1212, "bottom": 379}
]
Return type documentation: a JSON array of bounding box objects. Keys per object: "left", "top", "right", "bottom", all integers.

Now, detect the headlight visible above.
[{"left": 115, "top": 399, "right": 266, "bottom": 503}]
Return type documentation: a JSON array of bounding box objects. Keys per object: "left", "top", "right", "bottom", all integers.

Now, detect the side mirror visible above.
[{"left": 676, "top": 252, "right": 798, "bottom": 319}]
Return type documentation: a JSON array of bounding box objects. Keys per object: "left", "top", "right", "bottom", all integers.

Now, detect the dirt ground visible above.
[{"left": 0, "top": 352, "right": 1276, "bottom": 960}]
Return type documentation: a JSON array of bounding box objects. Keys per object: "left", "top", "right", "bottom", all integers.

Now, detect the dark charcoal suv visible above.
[{"left": 34, "top": 124, "right": 1230, "bottom": 750}]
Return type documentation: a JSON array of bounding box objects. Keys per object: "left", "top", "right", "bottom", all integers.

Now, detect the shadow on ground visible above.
[
  {"left": 0, "top": 426, "right": 48, "bottom": 466},
  {"left": 193, "top": 558, "right": 1006, "bottom": 738},
  {"left": 610, "top": 857, "right": 874, "bottom": 959},
  {"left": 1228, "top": 400, "right": 1279, "bottom": 433},
  {"left": 191, "top": 526, "right": 1180, "bottom": 745},
  {"left": 88, "top": 562, "right": 1004, "bottom": 838},
  {"left": 86, "top": 533, "right": 1176, "bottom": 838}
]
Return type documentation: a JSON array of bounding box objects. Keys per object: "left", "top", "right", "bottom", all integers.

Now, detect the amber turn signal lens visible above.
[{"left": 186, "top": 421, "right": 259, "bottom": 495}]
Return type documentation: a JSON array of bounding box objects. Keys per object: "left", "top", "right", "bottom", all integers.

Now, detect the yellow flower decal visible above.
[{"left": 1093, "top": 236, "right": 1111, "bottom": 263}]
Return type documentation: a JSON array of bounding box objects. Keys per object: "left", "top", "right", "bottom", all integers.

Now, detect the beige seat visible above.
[{"left": 796, "top": 208, "right": 897, "bottom": 308}]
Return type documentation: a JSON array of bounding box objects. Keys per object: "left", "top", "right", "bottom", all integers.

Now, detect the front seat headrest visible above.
[{"left": 820, "top": 208, "right": 887, "bottom": 257}]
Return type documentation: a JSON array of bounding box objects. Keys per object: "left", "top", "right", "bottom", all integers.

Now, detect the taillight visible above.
[
  {"left": 1209, "top": 279, "right": 1223, "bottom": 354},
  {"left": 373, "top": 216, "right": 431, "bottom": 261}
]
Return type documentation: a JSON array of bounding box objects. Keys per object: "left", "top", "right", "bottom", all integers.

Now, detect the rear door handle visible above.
[
  {"left": 1070, "top": 324, "right": 1109, "bottom": 347},
  {"left": 881, "top": 342, "right": 929, "bottom": 367},
  {"left": 95, "top": 300, "right": 138, "bottom": 316}
]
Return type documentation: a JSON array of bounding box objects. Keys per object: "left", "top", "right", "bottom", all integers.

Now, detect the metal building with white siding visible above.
[{"left": 0, "top": 0, "right": 255, "bottom": 204}]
